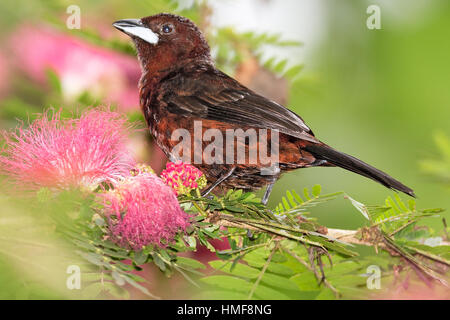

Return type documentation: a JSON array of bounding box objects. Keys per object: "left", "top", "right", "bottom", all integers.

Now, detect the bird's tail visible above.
[{"left": 303, "top": 144, "right": 415, "bottom": 197}]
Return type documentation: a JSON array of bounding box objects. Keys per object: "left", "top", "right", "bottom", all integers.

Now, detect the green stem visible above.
[
  {"left": 221, "top": 215, "right": 313, "bottom": 235},
  {"left": 248, "top": 241, "right": 278, "bottom": 300},
  {"left": 217, "top": 243, "right": 267, "bottom": 255},
  {"left": 192, "top": 201, "right": 208, "bottom": 217},
  {"left": 245, "top": 222, "right": 323, "bottom": 248},
  {"left": 404, "top": 245, "right": 450, "bottom": 267}
]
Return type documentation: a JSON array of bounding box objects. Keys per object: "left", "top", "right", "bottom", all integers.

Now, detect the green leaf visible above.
[
  {"left": 254, "top": 285, "right": 292, "bottom": 300},
  {"left": 276, "top": 187, "right": 342, "bottom": 216},
  {"left": 266, "top": 263, "right": 295, "bottom": 277},
  {"left": 209, "top": 260, "right": 259, "bottom": 279},
  {"left": 260, "top": 273, "right": 299, "bottom": 291},
  {"left": 81, "top": 272, "right": 106, "bottom": 282},
  {"left": 326, "top": 261, "right": 362, "bottom": 276},
  {"left": 292, "top": 190, "right": 304, "bottom": 204},
  {"left": 77, "top": 252, "right": 105, "bottom": 267},
  {"left": 103, "top": 281, "right": 130, "bottom": 299},
  {"left": 102, "top": 249, "right": 129, "bottom": 260},
  {"left": 243, "top": 248, "right": 271, "bottom": 268},
  {"left": 282, "top": 197, "right": 291, "bottom": 211},
  {"left": 303, "top": 188, "right": 311, "bottom": 200},
  {"left": 346, "top": 195, "right": 371, "bottom": 220},
  {"left": 315, "top": 288, "right": 336, "bottom": 300},
  {"left": 327, "top": 274, "right": 367, "bottom": 287},
  {"left": 286, "top": 191, "right": 297, "bottom": 208},
  {"left": 284, "top": 64, "right": 304, "bottom": 79},
  {"left": 312, "top": 185, "right": 322, "bottom": 197},
  {"left": 192, "top": 290, "right": 249, "bottom": 300},
  {"left": 82, "top": 282, "right": 104, "bottom": 298},
  {"left": 186, "top": 236, "right": 197, "bottom": 248},
  {"left": 111, "top": 271, "right": 126, "bottom": 286},
  {"left": 271, "top": 253, "right": 288, "bottom": 263},
  {"left": 290, "top": 272, "right": 320, "bottom": 290},
  {"left": 133, "top": 251, "right": 148, "bottom": 265},
  {"left": 200, "top": 275, "right": 251, "bottom": 293},
  {"left": 282, "top": 253, "right": 310, "bottom": 274},
  {"left": 274, "top": 59, "right": 288, "bottom": 73},
  {"left": 176, "top": 256, "right": 206, "bottom": 270},
  {"left": 308, "top": 236, "right": 358, "bottom": 257},
  {"left": 152, "top": 253, "right": 166, "bottom": 271}
]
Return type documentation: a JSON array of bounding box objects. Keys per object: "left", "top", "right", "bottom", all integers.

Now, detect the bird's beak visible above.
[{"left": 113, "top": 19, "right": 159, "bottom": 45}]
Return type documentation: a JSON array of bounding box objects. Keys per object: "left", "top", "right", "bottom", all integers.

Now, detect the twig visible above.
[
  {"left": 404, "top": 245, "right": 450, "bottom": 267},
  {"left": 326, "top": 228, "right": 450, "bottom": 246},
  {"left": 382, "top": 234, "right": 449, "bottom": 287},
  {"left": 220, "top": 215, "right": 315, "bottom": 235},
  {"left": 389, "top": 219, "right": 418, "bottom": 236},
  {"left": 206, "top": 216, "right": 450, "bottom": 247},
  {"left": 203, "top": 210, "right": 450, "bottom": 288},
  {"left": 283, "top": 247, "right": 339, "bottom": 298},
  {"left": 248, "top": 240, "right": 279, "bottom": 300}
]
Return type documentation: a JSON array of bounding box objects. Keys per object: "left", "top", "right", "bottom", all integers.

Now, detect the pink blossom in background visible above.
[
  {"left": 9, "top": 25, "right": 141, "bottom": 111},
  {"left": 0, "top": 109, "right": 136, "bottom": 191},
  {"left": 100, "top": 172, "right": 190, "bottom": 250},
  {"left": 161, "top": 161, "right": 207, "bottom": 195},
  {"left": 373, "top": 280, "right": 450, "bottom": 300}
]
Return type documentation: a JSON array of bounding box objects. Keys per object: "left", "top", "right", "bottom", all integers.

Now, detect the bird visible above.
[{"left": 113, "top": 13, "right": 415, "bottom": 204}]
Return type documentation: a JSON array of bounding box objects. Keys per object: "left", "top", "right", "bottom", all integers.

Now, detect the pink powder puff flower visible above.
[
  {"left": 161, "top": 161, "right": 207, "bottom": 195},
  {"left": 0, "top": 109, "right": 136, "bottom": 191},
  {"left": 99, "top": 172, "right": 190, "bottom": 250}
]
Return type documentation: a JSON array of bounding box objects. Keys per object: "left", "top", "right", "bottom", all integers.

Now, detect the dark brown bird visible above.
[{"left": 113, "top": 13, "right": 415, "bottom": 204}]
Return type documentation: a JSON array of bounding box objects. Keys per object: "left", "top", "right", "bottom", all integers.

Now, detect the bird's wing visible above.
[{"left": 163, "top": 69, "right": 319, "bottom": 143}]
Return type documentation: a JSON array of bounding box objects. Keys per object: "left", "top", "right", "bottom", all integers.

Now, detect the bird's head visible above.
[{"left": 113, "top": 13, "right": 212, "bottom": 75}]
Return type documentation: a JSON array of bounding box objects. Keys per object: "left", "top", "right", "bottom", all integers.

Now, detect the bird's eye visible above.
[{"left": 161, "top": 24, "right": 174, "bottom": 34}]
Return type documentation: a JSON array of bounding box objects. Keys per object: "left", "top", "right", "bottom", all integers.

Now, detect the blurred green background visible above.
[
  {"left": 274, "top": 0, "right": 450, "bottom": 230},
  {"left": 0, "top": 0, "right": 449, "bottom": 298}
]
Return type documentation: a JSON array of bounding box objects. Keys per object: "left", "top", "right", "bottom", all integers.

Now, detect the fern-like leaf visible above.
[{"left": 275, "top": 185, "right": 343, "bottom": 217}]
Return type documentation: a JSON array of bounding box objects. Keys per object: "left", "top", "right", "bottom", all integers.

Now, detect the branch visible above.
[
  {"left": 206, "top": 215, "right": 450, "bottom": 248},
  {"left": 202, "top": 206, "right": 450, "bottom": 289}
]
